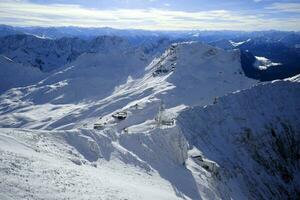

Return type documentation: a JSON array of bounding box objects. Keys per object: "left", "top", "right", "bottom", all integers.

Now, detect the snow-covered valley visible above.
[{"left": 0, "top": 37, "right": 299, "bottom": 200}]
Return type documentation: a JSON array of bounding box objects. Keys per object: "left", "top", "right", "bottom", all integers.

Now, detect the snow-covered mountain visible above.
[
  {"left": 0, "top": 37, "right": 299, "bottom": 200},
  {"left": 278, "top": 33, "right": 300, "bottom": 48},
  {"left": 0, "top": 41, "right": 256, "bottom": 130},
  {"left": 0, "top": 34, "right": 136, "bottom": 72},
  {"left": 210, "top": 37, "right": 300, "bottom": 81},
  {"left": 0, "top": 75, "right": 298, "bottom": 199},
  {"left": 178, "top": 76, "right": 300, "bottom": 199},
  {"left": 0, "top": 55, "right": 45, "bottom": 93},
  {"left": 1, "top": 27, "right": 299, "bottom": 80},
  {"left": 0, "top": 34, "right": 173, "bottom": 94},
  {"left": 2, "top": 25, "right": 299, "bottom": 44},
  {"left": 0, "top": 34, "right": 171, "bottom": 74}
]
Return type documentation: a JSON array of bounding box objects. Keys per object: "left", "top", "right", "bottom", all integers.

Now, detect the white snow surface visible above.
[
  {"left": 254, "top": 56, "right": 282, "bottom": 70},
  {"left": 0, "top": 127, "right": 194, "bottom": 200},
  {"left": 209, "top": 39, "right": 251, "bottom": 50},
  {"left": 229, "top": 39, "right": 251, "bottom": 47}
]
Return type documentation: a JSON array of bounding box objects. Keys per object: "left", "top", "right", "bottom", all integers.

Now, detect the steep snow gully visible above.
[{"left": 0, "top": 41, "right": 299, "bottom": 200}]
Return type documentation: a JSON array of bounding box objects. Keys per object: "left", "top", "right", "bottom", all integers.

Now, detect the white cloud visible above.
[
  {"left": 266, "top": 3, "right": 300, "bottom": 13},
  {"left": 0, "top": 0, "right": 299, "bottom": 30}
]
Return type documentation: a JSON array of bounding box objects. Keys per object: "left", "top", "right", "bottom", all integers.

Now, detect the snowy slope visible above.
[
  {"left": 0, "top": 55, "right": 45, "bottom": 93},
  {"left": 157, "top": 42, "right": 256, "bottom": 106},
  {"left": 0, "top": 127, "right": 193, "bottom": 200},
  {"left": 83, "top": 41, "right": 256, "bottom": 131},
  {"left": 0, "top": 41, "right": 256, "bottom": 130},
  {"left": 0, "top": 77, "right": 298, "bottom": 200},
  {"left": 0, "top": 39, "right": 299, "bottom": 200},
  {"left": 0, "top": 41, "right": 277, "bottom": 200},
  {"left": 0, "top": 46, "right": 150, "bottom": 129},
  {"left": 178, "top": 77, "right": 300, "bottom": 199},
  {"left": 0, "top": 27, "right": 299, "bottom": 200},
  {"left": 254, "top": 56, "right": 282, "bottom": 70}
]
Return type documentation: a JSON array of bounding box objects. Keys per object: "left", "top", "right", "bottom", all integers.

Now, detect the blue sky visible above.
[{"left": 0, "top": 0, "right": 299, "bottom": 30}]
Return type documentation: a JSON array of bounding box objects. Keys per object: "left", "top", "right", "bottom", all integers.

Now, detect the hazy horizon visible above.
[{"left": 1, "top": 24, "right": 300, "bottom": 33}]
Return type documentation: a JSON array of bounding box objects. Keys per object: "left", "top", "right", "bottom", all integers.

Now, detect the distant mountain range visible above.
[{"left": 1, "top": 24, "right": 299, "bottom": 42}]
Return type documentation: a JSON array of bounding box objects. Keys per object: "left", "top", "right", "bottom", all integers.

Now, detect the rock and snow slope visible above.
[
  {"left": 1, "top": 41, "right": 298, "bottom": 199},
  {"left": 0, "top": 34, "right": 168, "bottom": 73},
  {"left": 0, "top": 34, "right": 86, "bottom": 72},
  {"left": 0, "top": 76, "right": 299, "bottom": 200},
  {"left": 154, "top": 42, "right": 255, "bottom": 106},
  {"left": 0, "top": 55, "right": 45, "bottom": 93},
  {"left": 179, "top": 77, "right": 300, "bottom": 199},
  {"left": 0, "top": 41, "right": 256, "bottom": 130}
]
